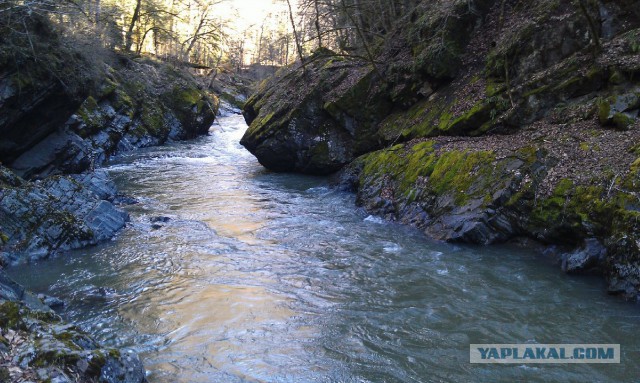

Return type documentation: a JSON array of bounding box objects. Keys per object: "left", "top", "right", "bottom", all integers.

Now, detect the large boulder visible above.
[
  {"left": 241, "top": 49, "right": 388, "bottom": 174},
  {"left": 241, "top": 0, "right": 499, "bottom": 174},
  {"left": 0, "top": 8, "right": 94, "bottom": 165}
]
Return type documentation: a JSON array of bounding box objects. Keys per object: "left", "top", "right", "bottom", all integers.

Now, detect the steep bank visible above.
[
  {"left": 0, "top": 8, "right": 218, "bottom": 261},
  {"left": 241, "top": 0, "right": 640, "bottom": 299}
]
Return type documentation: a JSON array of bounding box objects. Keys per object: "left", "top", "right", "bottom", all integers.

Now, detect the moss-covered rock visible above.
[
  {"left": 0, "top": 275, "right": 146, "bottom": 383},
  {"left": 244, "top": 0, "right": 640, "bottom": 300},
  {"left": 344, "top": 140, "right": 547, "bottom": 244},
  {"left": 598, "top": 92, "right": 640, "bottom": 130},
  {"left": 241, "top": 49, "right": 383, "bottom": 174}
]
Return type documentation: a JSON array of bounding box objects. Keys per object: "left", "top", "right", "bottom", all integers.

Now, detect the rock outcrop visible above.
[
  {"left": 241, "top": 49, "right": 382, "bottom": 174},
  {"left": 3, "top": 56, "right": 218, "bottom": 180},
  {"left": 0, "top": 8, "right": 94, "bottom": 165},
  {"left": 242, "top": 0, "right": 640, "bottom": 299},
  {"left": 0, "top": 167, "right": 128, "bottom": 264},
  {"left": 0, "top": 10, "right": 218, "bottom": 261}
]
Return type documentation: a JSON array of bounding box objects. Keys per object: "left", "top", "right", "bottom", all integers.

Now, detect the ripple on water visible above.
[{"left": 6, "top": 115, "right": 640, "bottom": 383}]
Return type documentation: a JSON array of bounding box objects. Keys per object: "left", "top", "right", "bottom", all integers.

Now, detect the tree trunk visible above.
[
  {"left": 185, "top": 9, "right": 207, "bottom": 60},
  {"left": 314, "top": 0, "right": 322, "bottom": 49},
  {"left": 339, "top": 0, "right": 377, "bottom": 73},
  {"left": 125, "top": 0, "right": 142, "bottom": 52},
  {"left": 286, "top": 0, "right": 306, "bottom": 73},
  {"left": 577, "top": 0, "right": 602, "bottom": 53}
]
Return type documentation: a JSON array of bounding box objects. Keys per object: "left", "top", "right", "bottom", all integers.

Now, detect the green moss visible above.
[
  {"left": 621, "top": 28, "right": 640, "bottom": 54},
  {"left": 76, "top": 96, "right": 106, "bottom": 136},
  {"left": 86, "top": 350, "right": 107, "bottom": 377},
  {"left": 176, "top": 88, "right": 202, "bottom": 107},
  {"left": 308, "top": 141, "right": 331, "bottom": 166},
  {"left": 439, "top": 100, "right": 500, "bottom": 136},
  {"left": 31, "top": 310, "right": 60, "bottom": 324},
  {"left": 113, "top": 88, "right": 135, "bottom": 115},
  {"left": 0, "top": 302, "right": 23, "bottom": 330},
  {"left": 0, "top": 232, "right": 8, "bottom": 244},
  {"left": 609, "top": 70, "right": 625, "bottom": 85},
  {"left": 260, "top": 111, "right": 277, "bottom": 126},
  {"left": 486, "top": 80, "right": 506, "bottom": 97},
  {"left": 612, "top": 113, "right": 634, "bottom": 130},
  {"left": 220, "top": 92, "right": 244, "bottom": 109},
  {"left": 108, "top": 349, "right": 121, "bottom": 359},
  {"left": 528, "top": 178, "right": 624, "bottom": 243},
  {"left": 377, "top": 97, "right": 445, "bottom": 142},
  {"left": 141, "top": 104, "right": 167, "bottom": 138},
  {"left": 33, "top": 349, "right": 82, "bottom": 368},
  {"left": 83, "top": 96, "right": 98, "bottom": 112},
  {"left": 598, "top": 99, "right": 611, "bottom": 124},
  {"left": 552, "top": 76, "right": 583, "bottom": 92},
  {"left": 99, "top": 76, "right": 119, "bottom": 98},
  {"left": 586, "top": 67, "right": 602, "bottom": 81},
  {"left": 523, "top": 84, "right": 552, "bottom": 98},
  {"left": 629, "top": 143, "right": 640, "bottom": 156},
  {"left": 360, "top": 142, "right": 496, "bottom": 206}
]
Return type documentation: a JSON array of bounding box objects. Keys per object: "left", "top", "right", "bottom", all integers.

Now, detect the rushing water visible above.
[{"left": 8, "top": 114, "right": 640, "bottom": 382}]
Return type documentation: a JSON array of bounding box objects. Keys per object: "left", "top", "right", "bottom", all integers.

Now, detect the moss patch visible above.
[{"left": 360, "top": 141, "right": 499, "bottom": 207}]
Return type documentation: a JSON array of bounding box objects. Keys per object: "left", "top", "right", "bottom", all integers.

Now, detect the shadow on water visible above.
[{"left": 8, "top": 115, "right": 640, "bottom": 382}]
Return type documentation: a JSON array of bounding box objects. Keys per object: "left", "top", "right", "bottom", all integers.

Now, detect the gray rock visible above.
[
  {"left": 101, "top": 349, "right": 146, "bottom": 383},
  {"left": 10, "top": 130, "right": 93, "bottom": 179},
  {"left": 561, "top": 238, "right": 607, "bottom": 274},
  {"left": 70, "top": 170, "right": 118, "bottom": 201},
  {"left": 599, "top": 90, "right": 640, "bottom": 129},
  {"left": 38, "top": 293, "right": 65, "bottom": 309},
  {"left": 150, "top": 216, "right": 171, "bottom": 223},
  {"left": 0, "top": 166, "right": 128, "bottom": 263}
]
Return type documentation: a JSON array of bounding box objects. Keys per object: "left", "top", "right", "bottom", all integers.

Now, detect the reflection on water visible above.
[{"left": 8, "top": 115, "right": 640, "bottom": 382}]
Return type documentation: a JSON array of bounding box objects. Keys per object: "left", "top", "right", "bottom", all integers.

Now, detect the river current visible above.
[{"left": 8, "top": 114, "right": 640, "bottom": 382}]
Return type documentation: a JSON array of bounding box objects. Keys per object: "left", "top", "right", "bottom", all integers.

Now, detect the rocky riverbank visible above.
[
  {"left": 0, "top": 7, "right": 233, "bottom": 381},
  {"left": 0, "top": 55, "right": 218, "bottom": 261},
  {"left": 241, "top": 0, "right": 640, "bottom": 300},
  {"left": 0, "top": 271, "right": 146, "bottom": 383}
]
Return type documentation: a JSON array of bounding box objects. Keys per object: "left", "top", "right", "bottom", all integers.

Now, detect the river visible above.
[{"left": 8, "top": 114, "right": 640, "bottom": 382}]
